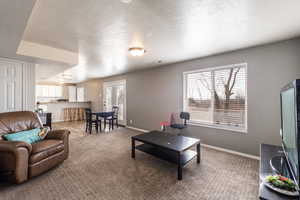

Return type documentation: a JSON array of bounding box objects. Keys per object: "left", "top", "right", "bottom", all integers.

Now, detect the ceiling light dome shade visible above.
[
  {"left": 62, "top": 73, "right": 72, "bottom": 80},
  {"left": 129, "top": 47, "right": 146, "bottom": 56},
  {"left": 121, "top": 0, "right": 132, "bottom": 3}
]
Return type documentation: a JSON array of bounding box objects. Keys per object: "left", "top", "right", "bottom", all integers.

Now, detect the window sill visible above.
[{"left": 188, "top": 121, "right": 247, "bottom": 134}]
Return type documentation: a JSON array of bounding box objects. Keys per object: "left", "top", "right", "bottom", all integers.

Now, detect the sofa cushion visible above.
[
  {"left": 3, "top": 128, "right": 42, "bottom": 144},
  {"left": 30, "top": 140, "right": 64, "bottom": 164}
]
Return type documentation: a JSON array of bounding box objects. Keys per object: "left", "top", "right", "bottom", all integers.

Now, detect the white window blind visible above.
[{"left": 183, "top": 63, "right": 247, "bottom": 132}]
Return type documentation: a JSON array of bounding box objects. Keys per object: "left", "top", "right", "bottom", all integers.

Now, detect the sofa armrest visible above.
[
  {"left": 45, "top": 129, "right": 70, "bottom": 160},
  {"left": 0, "top": 140, "right": 31, "bottom": 183},
  {"left": 0, "top": 140, "right": 32, "bottom": 154},
  {"left": 46, "top": 129, "right": 70, "bottom": 140}
]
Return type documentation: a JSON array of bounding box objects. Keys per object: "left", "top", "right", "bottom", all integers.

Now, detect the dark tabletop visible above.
[
  {"left": 132, "top": 131, "right": 200, "bottom": 152},
  {"left": 92, "top": 111, "right": 114, "bottom": 118}
]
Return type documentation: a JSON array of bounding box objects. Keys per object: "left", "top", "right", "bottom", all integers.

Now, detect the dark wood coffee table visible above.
[{"left": 131, "top": 131, "right": 201, "bottom": 180}]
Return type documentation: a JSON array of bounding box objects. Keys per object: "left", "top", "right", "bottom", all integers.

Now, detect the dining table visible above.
[{"left": 92, "top": 111, "right": 115, "bottom": 131}]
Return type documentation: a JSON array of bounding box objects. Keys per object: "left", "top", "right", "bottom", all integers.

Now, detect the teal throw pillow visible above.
[{"left": 3, "top": 128, "right": 43, "bottom": 144}]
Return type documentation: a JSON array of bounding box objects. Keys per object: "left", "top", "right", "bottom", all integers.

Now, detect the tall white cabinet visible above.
[{"left": 0, "top": 58, "right": 35, "bottom": 113}]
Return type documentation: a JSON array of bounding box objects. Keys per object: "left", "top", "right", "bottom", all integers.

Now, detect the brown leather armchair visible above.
[{"left": 0, "top": 111, "right": 70, "bottom": 184}]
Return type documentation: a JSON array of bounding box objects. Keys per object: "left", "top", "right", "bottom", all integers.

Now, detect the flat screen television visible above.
[{"left": 280, "top": 79, "right": 300, "bottom": 187}]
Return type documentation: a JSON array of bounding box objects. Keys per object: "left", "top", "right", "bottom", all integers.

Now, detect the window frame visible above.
[{"left": 183, "top": 63, "right": 248, "bottom": 133}]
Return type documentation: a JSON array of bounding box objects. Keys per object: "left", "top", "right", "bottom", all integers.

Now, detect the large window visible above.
[{"left": 183, "top": 63, "right": 247, "bottom": 132}]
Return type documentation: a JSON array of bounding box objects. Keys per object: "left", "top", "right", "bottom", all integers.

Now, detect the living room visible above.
[{"left": 1, "top": 0, "right": 300, "bottom": 200}]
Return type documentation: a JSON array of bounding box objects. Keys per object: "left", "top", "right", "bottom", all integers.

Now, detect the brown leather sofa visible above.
[{"left": 0, "top": 111, "right": 70, "bottom": 184}]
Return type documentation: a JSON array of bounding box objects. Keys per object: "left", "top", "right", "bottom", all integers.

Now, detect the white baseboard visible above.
[
  {"left": 201, "top": 144, "right": 259, "bottom": 160},
  {"left": 52, "top": 120, "right": 64, "bottom": 123},
  {"left": 126, "top": 126, "right": 149, "bottom": 133},
  {"left": 126, "top": 126, "right": 260, "bottom": 160}
]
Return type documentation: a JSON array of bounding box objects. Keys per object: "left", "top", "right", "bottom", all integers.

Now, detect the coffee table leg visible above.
[
  {"left": 131, "top": 138, "right": 135, "bottom": 159},
  {"left": 197, "top": 143, "right": 201, "bottom": 164},
  {"left": 178, "top": 152, "right": 182, "bottom": 180}
]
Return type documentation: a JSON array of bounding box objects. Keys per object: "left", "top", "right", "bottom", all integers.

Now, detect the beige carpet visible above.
[{"left": 0, "top": 122, "right": 259, "bottom": 200}]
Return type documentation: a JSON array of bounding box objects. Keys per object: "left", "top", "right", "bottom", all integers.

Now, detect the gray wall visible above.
[
  {"left": 77, "top": 79, "right": 104, "bottom": 111},
  {"left": 78, "top": 38, "right": 300, "bottom": 156}
]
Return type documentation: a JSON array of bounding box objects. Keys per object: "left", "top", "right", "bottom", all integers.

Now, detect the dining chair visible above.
[
  {"left": 170, "top": 112, "right": 190, "bottom": 135},
  {"left": 85, "top": 109, "right": 100, "bottom": 134},
  {"left": 104, "top": 111, "right": 114, "bottom": 131},
  {"left": 105, "top": 106, "right": 119, "bottom": 130},
  {"left": 111, "top": 106, "right": 119, "bottom": 128}
]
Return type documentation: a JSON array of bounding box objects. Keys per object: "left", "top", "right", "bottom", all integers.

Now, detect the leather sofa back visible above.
[{"left": 0, "top": 111, "right": 43, "bottom": 137}]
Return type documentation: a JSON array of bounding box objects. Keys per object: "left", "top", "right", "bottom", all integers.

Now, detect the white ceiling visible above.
[
  {"left": 8, "top": 0, "right": 300, "bottom": 83},
  {"left": 0, "top": 0, "right": 36, "bottom": 61},
  {"left": 35, "top": 60, "right": 72, "bottom": 83}
]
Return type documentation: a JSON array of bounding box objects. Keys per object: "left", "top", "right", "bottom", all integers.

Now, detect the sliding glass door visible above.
[{"left": 103, "top": 80, "right": 126, "bottom": 125}]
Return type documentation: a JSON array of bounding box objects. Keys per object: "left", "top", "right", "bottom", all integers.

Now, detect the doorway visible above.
[{"left": 103, "top": 80, "right": 126, "bottom": 126}]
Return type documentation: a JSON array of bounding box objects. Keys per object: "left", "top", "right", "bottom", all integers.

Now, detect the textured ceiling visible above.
[
  {"left": 21, "top": 0, "right": 300, "bottom": 83},
  {"left": 0, "top": 0, "right": 36, "bottom": 61}
]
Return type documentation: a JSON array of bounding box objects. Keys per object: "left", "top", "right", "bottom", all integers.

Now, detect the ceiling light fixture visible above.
[
  {"left": 62, "top": 73, "right": 72, "bottom": 80},
  {"left": 129, "top": 47, "right": 146, "bottom": 57},
  {"left": 121, "top": 0, "right": 132, "bottom": 4}
]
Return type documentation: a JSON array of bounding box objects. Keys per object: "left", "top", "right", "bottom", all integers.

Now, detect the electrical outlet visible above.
[{"left": 129, "top": 120, "right": 133, "bottom": 124}]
